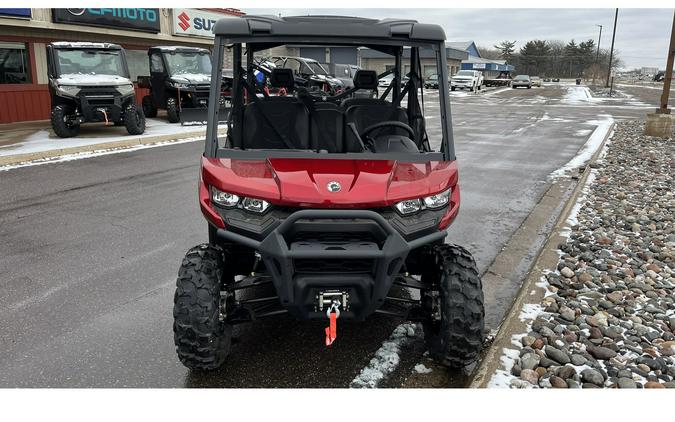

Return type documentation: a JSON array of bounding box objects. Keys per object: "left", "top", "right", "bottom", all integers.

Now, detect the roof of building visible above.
[
  {"left": 446, "top": 41, "right": 481, "bottom": 58},
  {"left": 213, "top": 15, "right": 446, "bottom": 43}
]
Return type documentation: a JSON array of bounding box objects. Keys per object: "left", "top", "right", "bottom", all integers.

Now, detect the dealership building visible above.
[{"left": 0, "top": 8, "right": 244, "bottom": 124}]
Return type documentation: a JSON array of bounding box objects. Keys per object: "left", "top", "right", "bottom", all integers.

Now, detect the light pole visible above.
[{"left": 606, "top": 9, "right": 618, "bottom": 88}]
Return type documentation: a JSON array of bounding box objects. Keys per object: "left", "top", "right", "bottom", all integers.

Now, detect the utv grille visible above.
[
  {"left": 294, "top": 258, "right": 374, "bottom": 274},
  {"left": 291, "top": 231, "right": 379, "bottom": 245}
]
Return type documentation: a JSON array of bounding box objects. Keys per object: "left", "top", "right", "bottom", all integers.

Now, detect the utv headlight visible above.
[
  {"left": 56, "top": 85, "right": 80, "bottom": 97},
  {"left": 394, "top": 199, "right": 422, "bottom": 215},
  {"left": 242, "top": 197, "right": 270, "bottom": 214},
  {"left": 211, "top": 187, "right": 240, "bottom": 208},
  {"left": 423, "top": 188, "right": 451, "bottom": 209},
  {"left": 116, "top": 84, "right": 135, "bottom": 96}
]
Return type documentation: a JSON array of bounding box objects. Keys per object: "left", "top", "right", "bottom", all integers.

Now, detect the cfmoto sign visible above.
[
  {"left": 52, "top": 8, "right": 160, "bottom": 33},
  {"left": 173, "top": 8, "right": 221, "bottom": 38}
]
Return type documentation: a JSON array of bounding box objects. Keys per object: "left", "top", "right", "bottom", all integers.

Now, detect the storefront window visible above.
[{"left": 0, "top": 42, "right": 31, "bottom": 84}]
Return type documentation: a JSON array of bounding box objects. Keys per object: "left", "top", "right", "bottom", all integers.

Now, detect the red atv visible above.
[{"left": 173, "top": 15, "right": 485, "bottom": 370}]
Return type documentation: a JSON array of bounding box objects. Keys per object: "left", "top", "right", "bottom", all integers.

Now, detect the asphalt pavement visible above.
[{"left": 0, "top": 82, "right": 655, "bottom": 387}]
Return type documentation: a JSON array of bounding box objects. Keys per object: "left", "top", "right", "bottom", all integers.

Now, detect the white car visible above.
[
  {"left": 450, "top": 70, "right": 484, "bottom": 92},
  {"left": 378, "top": 74, "right": 394, "bottom": 87}
]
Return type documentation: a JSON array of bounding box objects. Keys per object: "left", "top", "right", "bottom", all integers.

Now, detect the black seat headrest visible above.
[
  {"left": 270, "top": 68, "right": 295, "bottom": 89},
  {"left": 353, "top": 70, "right": 378, "bottom": 90}
]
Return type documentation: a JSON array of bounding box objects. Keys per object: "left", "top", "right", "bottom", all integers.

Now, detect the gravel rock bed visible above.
[
  {"left": 588, "top": 85, "right": 627, "bottom": 98},
  {"left": 501, "top": 120, "right": 674, "bottom": 388}
]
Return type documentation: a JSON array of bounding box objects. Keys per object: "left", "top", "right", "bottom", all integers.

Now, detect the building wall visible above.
[
  {"left": 361, "top": 57, "right": 462, "bottom": 77},
  {"left": 0, "top": 8, "right": 242, "bottom": 124}
]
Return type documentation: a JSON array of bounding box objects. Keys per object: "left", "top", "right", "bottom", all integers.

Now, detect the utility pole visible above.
[
  {"left": 658, "top": 9, "right": 675, "bottom": 114},
  {"left": 606, "top": 9, "right": 618, "bottom": 88},
  {"left": 594, "top": 24, "right": 603, "bottom": 83},
  {"left": 596, "top": 24, "right": 603, "bottom": 62},
  {"left": 645, "top": 10, "right": 675, "bottom": 137}
]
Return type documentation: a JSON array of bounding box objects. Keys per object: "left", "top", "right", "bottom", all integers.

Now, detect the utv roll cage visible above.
[{"left": 204, "top": 15, "right": 455, "bottom": 163}]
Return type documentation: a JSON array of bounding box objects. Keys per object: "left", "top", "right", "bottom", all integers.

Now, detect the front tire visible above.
[
  {"left": 123, "top": 103, "right": 146, "bottom": 135},
  {"left": 422, "top": 244, "right": 485, "bottom": 368},
  {"left": 173, "top": 244, "right": 232, "bottom": 370},
  {"left": 142, "top": 95, "right": 157, "bottom": 118},
  {"left": 167, "top": 97, "right": 180, "bottom": 123},
  {"left": 51, "top": 104, "right": 80, "bottom": 138}
]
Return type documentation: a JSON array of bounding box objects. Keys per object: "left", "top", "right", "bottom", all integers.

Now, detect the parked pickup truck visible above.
[{"left": 450, "top": 70, "right": 484, "bottom": 92}]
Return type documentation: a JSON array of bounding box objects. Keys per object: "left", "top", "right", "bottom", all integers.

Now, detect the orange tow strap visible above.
[{"left": 325, "top": 311, "right": 337, "bottom": 346}]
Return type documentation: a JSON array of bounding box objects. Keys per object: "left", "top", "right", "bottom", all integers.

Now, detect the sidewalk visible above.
[
  {"left": 474, "top": 120, "right": 675, "bottom": 389},
  {"left": 0, "top": 116, "right": 227, "bottom": 166}
]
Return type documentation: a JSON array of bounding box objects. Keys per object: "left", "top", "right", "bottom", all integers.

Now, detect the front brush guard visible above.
[{"left": 217, "top": 209, "right": 447, "bottom": 320}]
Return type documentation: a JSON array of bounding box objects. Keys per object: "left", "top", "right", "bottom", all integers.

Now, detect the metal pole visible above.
[
  {"left": 596, "top": 24, "right": 603, "bottom": 63},
  {"left": 657, "top": 9, "right": 675, "bottom": 114},
  {"left": 606, "top": 8, "right": 618, "bottom": 88}
]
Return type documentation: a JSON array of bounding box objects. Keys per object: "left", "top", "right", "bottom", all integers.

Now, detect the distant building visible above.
[
  {"left": 453, "top": 40, "right": 515, "bottom": 78},
  {"left": 359, "top": 45, "right": 468, "bottom": 77},
  {"left": 641, "top": 66, "right": 658, "bottom": 76}
]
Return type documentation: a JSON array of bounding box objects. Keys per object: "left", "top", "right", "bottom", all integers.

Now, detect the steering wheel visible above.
[{"left": 361, "top": 121, "right": 415, "bottom": 140}]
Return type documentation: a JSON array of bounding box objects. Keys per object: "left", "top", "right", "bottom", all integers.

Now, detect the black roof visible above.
[
  {"left": 149, "top": 46, "right": 210, "bottom": 54},
  {"left": 213, "top": 15, "right": 446, "bottom": 43},
  {"left": 50, "top": 42, "right": 122, "bottom": 50}
]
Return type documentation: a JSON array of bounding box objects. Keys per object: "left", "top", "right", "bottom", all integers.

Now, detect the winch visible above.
[{"left": 316, "top": 290, "right": 350, "bottom": 346}]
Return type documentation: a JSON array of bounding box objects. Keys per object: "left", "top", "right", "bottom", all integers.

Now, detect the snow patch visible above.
[
  {"left": 518, "top": 303, "right": 545, "bottom": 322},
  {"left": 487, "top": 348, "right": 521, "bottom": 388},
  {"left": 549, "top": 116, "right": 613, "bottom": 179},
  {"left": 560, "top": 170, "right": 597, "bottom": 237},
  {"left": 350, "top": 323, "right": 421, "bottom": 388},
  {"left": 0, "top": 137, "right": 202, "bottom": 172},
  {"left": 413, "top": 363, "right": 433, "bottom": 374}
]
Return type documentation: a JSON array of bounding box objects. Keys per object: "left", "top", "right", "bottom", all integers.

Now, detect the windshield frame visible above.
[
  {"left": 163, "top": 51, "right": 213, "bottom": 77},
  {"left": 205, "top": 35, "right": 454, "bottom": 162},
  {"left": 54, "top": 48, "right": 128, "bottom": 79}
]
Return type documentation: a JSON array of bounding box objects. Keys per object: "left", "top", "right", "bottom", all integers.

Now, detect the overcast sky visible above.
[{"left": 243, "top": 8, "right": 673, "bottom": 70}]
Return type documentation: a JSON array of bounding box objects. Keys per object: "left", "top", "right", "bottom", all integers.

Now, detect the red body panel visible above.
[{"left": 200, "top": 157, "right": 460, "bottom": 230}]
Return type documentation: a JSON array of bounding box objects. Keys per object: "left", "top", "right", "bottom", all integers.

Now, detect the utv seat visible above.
[
  {"left": 242, "top": 68, "right": 310, "bottom": 149},
  {"left": 340, "top": 70, "right": 410, "bottom": 152},
  {"left": 308, "top": 102, "right": 344, "bottom": 153}
]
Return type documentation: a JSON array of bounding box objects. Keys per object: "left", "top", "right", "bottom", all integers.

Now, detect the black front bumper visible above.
[
  {"left": 75, "top": 88, "right": 133, "bottom": 122},
  {"left": 217, "top": 209, "right": 446, "bottom": 320}
]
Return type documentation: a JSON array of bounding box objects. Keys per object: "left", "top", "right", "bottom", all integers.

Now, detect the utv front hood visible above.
[
  {"left": 202, "top": 157, "right": 457, "bottom": 208},
  {"left": 171, "top": 73, "right": 211, "bottom": 85},
  {"left": 56, "top": 74, "right": 131, "bottom": 86}
]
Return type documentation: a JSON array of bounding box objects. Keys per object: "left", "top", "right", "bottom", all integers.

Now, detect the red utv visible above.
[{"left": 173, "top": 15, "right": 485, "bottom": 370}]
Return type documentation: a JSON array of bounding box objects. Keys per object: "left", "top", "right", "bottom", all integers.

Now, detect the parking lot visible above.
[{"left": 0, "top": 81, "right": 660, "bottom": 387}]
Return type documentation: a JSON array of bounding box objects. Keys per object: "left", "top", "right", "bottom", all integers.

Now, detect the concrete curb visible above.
[
  {"left": 468, "top": 122, "right": 616, "bottom": 388},
  {"left": 0, "top": 127, "right": 227, "bottom": 167}
]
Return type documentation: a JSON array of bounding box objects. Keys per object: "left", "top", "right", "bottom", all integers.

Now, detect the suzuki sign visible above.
[{"left": 173, "top": 8, "right": 223, "bottom": 38}]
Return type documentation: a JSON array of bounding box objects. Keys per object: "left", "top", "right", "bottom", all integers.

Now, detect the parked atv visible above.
[
  {"left": 173, "top": 15, "right": 485, "bottom": 371},
  {"left": 46, "top": 42, "right": 145, "bottom": 138},
  {"left": 138, "top": 46, "right": 228, "bottom": 124}
]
